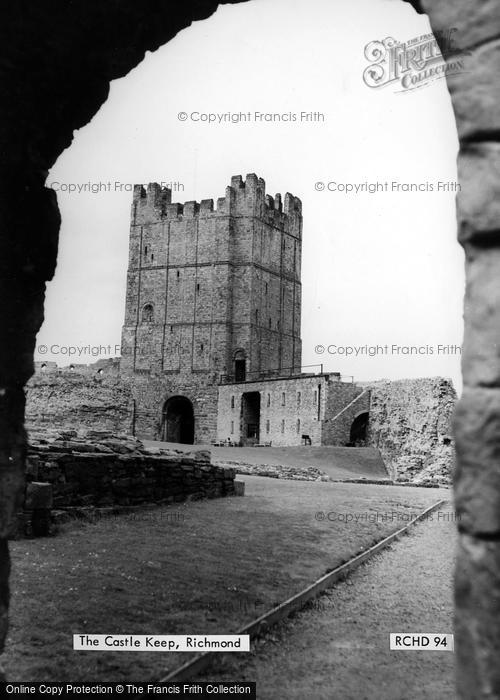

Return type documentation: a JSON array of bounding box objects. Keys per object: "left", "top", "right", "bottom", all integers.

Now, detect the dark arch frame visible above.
[{"left": 161, "top": 395, "right": 195, "bottom": 444}]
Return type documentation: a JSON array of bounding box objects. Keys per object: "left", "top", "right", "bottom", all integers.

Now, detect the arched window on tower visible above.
[
  {"left": 142, "top": 303, "right": 154, "bottom": 323},
  {"left": 234, "top": 349, "right": 246, "bottom": 382}
]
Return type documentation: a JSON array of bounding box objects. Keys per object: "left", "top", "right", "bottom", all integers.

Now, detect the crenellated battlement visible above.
[{"left": 132, "top": 173, "right": 302, "bottom": 231}]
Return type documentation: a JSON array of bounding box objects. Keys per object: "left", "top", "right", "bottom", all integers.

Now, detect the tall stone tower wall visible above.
[{"left": 120, "top": 173, "right": 303, "bottom": 442}]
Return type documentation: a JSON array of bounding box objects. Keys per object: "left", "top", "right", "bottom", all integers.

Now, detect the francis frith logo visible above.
[{"left": 363, "top": 28, "right": 469, "bottom": 92}]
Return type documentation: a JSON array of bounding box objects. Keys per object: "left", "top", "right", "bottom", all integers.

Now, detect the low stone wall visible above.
[{"left": 25, "top": 431, "right": 236, "bottom": 515}]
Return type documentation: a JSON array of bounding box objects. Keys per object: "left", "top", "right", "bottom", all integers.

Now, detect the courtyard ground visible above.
[
  {"left": 4, "top": 476, "right": 446, "bottom": 682},
  {"left": 146, "top": 441, "right": 389, "bottom": 480},
  {"left": 203, "top": 502, "right": 457, "bottom": 700}
]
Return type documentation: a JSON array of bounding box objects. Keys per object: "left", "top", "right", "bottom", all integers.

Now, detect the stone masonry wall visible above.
[
  {"left": 364, "top": 378, "right": 457, "bottom": 484},
  {"left": 129, "top": 371, "right": 218, "bottom": 443},
  {"left": 217, "top": 375, "right": 327, "bottom": 446},
  {"left": 25, "top": 363, "right": 133, "bottom": 435},
  {"left": 121, "top": 175, "right": 302, "bottom": 380},
  {"left": 217, "top": 374, "right": 367, "bottom": 447},
  {"left": 321, "top": 382, "right": 370, "bottom": 446},
  {"left": 26, "top": 431, "right": 235, "bottom": 512}
]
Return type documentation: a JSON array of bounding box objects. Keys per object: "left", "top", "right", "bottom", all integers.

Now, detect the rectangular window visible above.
[
  {"left": 281, "top": 392, "right": 286, "bottom": 407},
  {"left": 231, "top": 396, "right": 235, "bottom": 409},
  {"left": 267, "top": 393, "right": 271, "bottom": 407}
]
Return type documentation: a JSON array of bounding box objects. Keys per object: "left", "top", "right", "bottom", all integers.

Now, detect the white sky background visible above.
[{"left": 39, "top": 0, "right": 464, "bottom": 393}]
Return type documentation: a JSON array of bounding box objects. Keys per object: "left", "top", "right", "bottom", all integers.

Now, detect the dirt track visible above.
[{"left": 204, "top": 502, "right": 457, "bottom": 699}]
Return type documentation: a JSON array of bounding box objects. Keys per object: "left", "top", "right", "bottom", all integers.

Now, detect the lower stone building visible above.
[
  {"left": 216, "top": 372, "right": 370, "bottom": 447},
  {"left": 27, "top": 361, "right": 370, "bottom": 447}
]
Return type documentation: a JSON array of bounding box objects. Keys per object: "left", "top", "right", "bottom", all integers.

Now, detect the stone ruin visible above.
[
  {"left": 2, "top": 2, "right": 500, "bottom": 695},
  {"left": 18, "top": 429, "right": 238, "bottom": 538}
]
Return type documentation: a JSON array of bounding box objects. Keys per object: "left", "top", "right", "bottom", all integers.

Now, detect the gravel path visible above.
[{"left": 204, "top": 502, "right": 457, "bottom": 699}]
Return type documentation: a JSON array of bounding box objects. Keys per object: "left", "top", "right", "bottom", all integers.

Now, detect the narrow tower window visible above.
[{"left": 142, "top": 304, "right": 154, "bottom": 323}]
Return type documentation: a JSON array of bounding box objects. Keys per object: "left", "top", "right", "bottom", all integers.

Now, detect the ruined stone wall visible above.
[
  {"left": 26, "top": 432, "right": 235, "bottom": 511},
  {"left": 26, "top": 361, "right": 223, "bottom": 444},
  {"left": 25, "top": 363, "right": 133, "bottom": 435},
  {"left": 364, "top": 378, "right": 457, "bottom": 484}
]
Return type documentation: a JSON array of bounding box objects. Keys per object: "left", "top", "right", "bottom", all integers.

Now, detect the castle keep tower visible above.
[{"left": 121, "top": 173, "right": 302, "bottom": 443}]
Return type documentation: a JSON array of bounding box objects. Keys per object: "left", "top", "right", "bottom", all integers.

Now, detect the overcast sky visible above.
[{"left": 39, "top": 0, "right": 464, "bottom": 392}]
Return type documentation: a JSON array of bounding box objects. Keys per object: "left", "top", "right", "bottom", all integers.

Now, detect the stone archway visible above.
[
  {"left": 1, "top": 2, "right": 500, "bottom": 696},
  {"left": 161, "top": 396, "right": 195, "bottom": 444},
  {"left": 349, "top": 411, "right": 369, "bottom": 446}
]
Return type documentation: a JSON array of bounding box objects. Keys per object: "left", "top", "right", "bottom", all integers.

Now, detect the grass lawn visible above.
[
  {"left": 4, "top": 476, "right": 447, "bottom": 682},
  {"left": 145, "top": 441, "right": 389, "bottom": 480}
]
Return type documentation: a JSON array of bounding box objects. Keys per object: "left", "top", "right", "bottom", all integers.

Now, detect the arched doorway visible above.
[
  {"left": 349, "top": 412, "right": 369, "bottom": 446},
  {"left": 162, "top": 396, "right": 194, "bottom": 444}
]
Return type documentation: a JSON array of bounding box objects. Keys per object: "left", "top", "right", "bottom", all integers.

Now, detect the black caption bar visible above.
[{"left": 1, "top": 683, "right": 256, "bottom": 699}]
